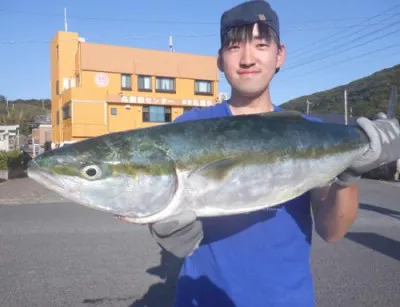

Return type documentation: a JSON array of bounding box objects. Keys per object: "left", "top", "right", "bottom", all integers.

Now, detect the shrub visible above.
[{"left": 0, "top": 149, "right": 23, "bottom": 170}]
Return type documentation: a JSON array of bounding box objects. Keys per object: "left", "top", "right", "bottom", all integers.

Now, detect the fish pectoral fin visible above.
[
  {"left": 258, "top": 110, "right": 307, "bottom": 121},
  {"left": 187, "top": 157, "right": 238, "bottom": 181}
]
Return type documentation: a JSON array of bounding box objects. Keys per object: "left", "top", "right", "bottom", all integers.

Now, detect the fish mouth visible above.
[{"left": 27, "top": 161, "right": 80, "bottom": 201}]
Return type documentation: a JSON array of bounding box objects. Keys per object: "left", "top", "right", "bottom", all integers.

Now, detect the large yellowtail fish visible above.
[{"left": 27, "top": 112, "right": 370, "bottom": 224}]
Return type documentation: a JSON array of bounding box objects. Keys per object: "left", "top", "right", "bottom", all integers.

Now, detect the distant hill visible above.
[
  {"left": 0, "top": 97, "right": 51, "bottom": 135},
  {"left": 281, "top": 64, "right": 400, "bottom": 119}
]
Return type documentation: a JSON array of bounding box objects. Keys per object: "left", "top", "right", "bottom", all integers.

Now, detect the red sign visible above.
[{"left": 94, "top": 73, "right": 109, "bottom": 87}]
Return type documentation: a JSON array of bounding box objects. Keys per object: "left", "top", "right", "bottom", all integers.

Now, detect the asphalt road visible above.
[{"left": 0, "top": 179, "right": 399, "bottom": 307}]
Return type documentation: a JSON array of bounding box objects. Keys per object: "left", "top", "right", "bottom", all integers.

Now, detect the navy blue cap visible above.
[{"left": 220, "top": 0, "right": 280, "bottom": 44}]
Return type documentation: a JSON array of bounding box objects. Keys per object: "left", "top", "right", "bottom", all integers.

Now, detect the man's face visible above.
[{"left": 218, "top": 23, "right": 285, "bottom": 97}]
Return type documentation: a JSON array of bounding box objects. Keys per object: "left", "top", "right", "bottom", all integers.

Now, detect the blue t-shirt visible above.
[{"left": 172, "top": 100, "right": 322, "bottom": 307}]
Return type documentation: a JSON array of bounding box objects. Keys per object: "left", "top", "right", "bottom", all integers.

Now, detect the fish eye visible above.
[{"left": 81, "top": 165, "right": 102, "bottom": 180}]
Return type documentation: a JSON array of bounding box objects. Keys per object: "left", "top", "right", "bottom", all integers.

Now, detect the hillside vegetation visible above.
[
  {"left": 0, "top": 97, "right": 51, "bottom": 135},
  {"left": 281, "top": 64, "right": 400, "bottom": 118}
]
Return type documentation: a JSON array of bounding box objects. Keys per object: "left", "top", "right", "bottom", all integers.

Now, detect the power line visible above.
[
  {"left": 282, "top": 13, "right": 397, "bottom": 24},
  {"left": 0, "top": 7, "right": 399, "bottom": 28},
  {"left": 1, "top": 6, "right": 400, "bottom": 52},
  {"left": 0, "top": 8, "right": 217, "bottom": 25},
  {"left": 288, "top": 3, "right": 400, "bottom": 57},
  {"left": 1, "top": 6, "right": 399, "bottom": 83},
  {"left": 283, "top": 23, "right": 400, "bottom": 71},
  {"left": 278, "top": 44, "right": 400, "bottom": 82},
  {"left": 283, "top": 20, "right": 400, "bottom": 32},
  {"left": 0, "top": 33, "right": 217, "bottom": 45},
  {"left": 288, "top": 12, "right": 400, "bottom": 63},
  {"left": 3, "top": 19, "right": 400, "bottom": 47},
  {"left": 3, "top": 18, "right": 399, "bottom": 46}
]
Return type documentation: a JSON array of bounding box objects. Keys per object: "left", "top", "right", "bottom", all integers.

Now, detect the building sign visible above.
[
  {"left": 120, "top": 96, "right": 175, "bottom": 105},
  {"left": 94, "top": 73, "right": 110, "bottom": 87},
  {"left": 182, "top": 99, "right": 213, "bottom": 107},
  {"left": 120, "top": 95, "right": 213, "bottom": 107}
]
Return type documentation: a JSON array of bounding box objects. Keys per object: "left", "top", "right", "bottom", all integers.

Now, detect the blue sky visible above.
[{"left": 1, "top": 0, "right": 399, "bottom": 106}]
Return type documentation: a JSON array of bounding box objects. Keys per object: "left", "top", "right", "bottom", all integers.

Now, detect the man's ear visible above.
[
  {"left": 217, "top": 53, "right": 224, "bottom": 73},
  {"left": 276, "top": 43, "right": 286, "bottom": 70}
]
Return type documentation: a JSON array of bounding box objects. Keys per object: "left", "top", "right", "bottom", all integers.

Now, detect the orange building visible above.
[{"left": 50, "top": 31, "right": 220, "bottom": 146}]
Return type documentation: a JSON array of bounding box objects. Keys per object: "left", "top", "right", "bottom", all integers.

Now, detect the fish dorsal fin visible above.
[
  {"left": 258, "top": 110, "right": 307, "bottom": 121},
  {"left": 187, "top": 158, "right": 238, "bottom": 181}
]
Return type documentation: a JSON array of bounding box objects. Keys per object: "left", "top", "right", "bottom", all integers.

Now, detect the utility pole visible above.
[
  {"left": 169, "top": 35, "right": 174, "bottom": 52},
  {"left": 64, "top": 8, "right": 68, "bottom": 32},
  {"left": 6, "top": 98, "right": 9, "bottom": 118},
  {"left": 387, "top": 85, "right": 398, "bottom": 119},
  {"left": 344, "top": 86, "right": 348, "bottom": 125},
  {"left": 32, "top": 134, "right": 35, "bottom": 157},
  {"left": 306, "top": 97, "right": 312, "bottom": 115}
]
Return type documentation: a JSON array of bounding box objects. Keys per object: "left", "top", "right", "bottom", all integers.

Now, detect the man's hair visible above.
[
  {"left": 218, "top": 22, "right": 282, "bottom": 73},
  {"left": 220, "top": 22, "right": 279, "bottom": 50}
]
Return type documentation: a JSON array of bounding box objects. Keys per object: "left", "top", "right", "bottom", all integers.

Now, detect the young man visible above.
[{"left": 149, "top": 1, "right": 400, "bottom": 306}]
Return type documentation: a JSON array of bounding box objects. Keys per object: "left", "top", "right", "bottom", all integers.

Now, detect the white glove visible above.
[
  {"left": 149, "top": 211, "right": 203, "bottom": 258},
  {"left": 337, "top": 114, "right": 400, "bottom": 186}
]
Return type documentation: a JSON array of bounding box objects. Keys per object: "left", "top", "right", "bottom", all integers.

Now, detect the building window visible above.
[
  {"left": 121, "top": 74, "right": 132, "bottom": 90},
  {"left": 143, "top": 105, "right": 171, "bottom": 123},
  {"left": 195, "top": 80, "right": 213, "bottom": 95},
  {"left": 138, "top": 75, "right": 152, "bottom": 91},
  {"left": 156, "top": 77, "right": 175, "bottom": 93},
  {"left": 110, "top": 108, "right": 117, "bottom": 115},
  {"left": 62, "top": 102, "right": 71, "bottom": 120}
]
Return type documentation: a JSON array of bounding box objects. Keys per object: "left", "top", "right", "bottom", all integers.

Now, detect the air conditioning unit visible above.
[
  {"left": 62, "top": 78, "right": 76, "bottom": 92},
  {"left": 70, "top": 78, "right": 76, "bottom": 88},
  {"left": 63, "top": 78, "right": 70, "bottom": 91}
]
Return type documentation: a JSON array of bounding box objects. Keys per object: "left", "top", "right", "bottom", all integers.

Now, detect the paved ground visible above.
[
  {"left": 0, "top": 178, "right": 399, "bottom": 306},
  {"left": 0, "top": 178, "right": 67, "bottom": 205}
]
